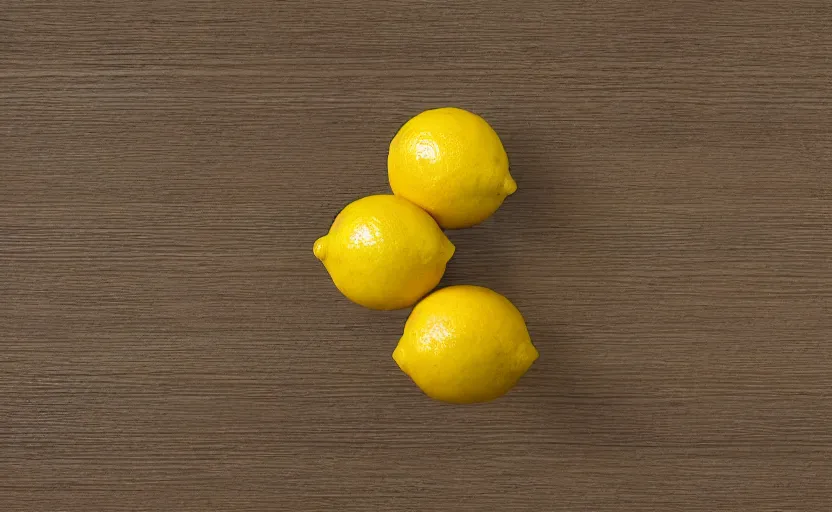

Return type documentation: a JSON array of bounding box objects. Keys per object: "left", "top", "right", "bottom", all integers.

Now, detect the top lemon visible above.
[
  {"left": 313, "top": 195, "right": 454, "bottom": 311},
  {"left": 388, "top": 107, "right": 516, "bottom": 229}
]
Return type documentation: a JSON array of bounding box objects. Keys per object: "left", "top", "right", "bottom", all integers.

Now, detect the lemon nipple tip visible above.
[{"left": 313, "top": 236, "right": 328, "bottom": 260}]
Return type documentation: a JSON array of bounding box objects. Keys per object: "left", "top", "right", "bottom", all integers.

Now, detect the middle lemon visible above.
[{"left": 313, "top": 195, "right": 454, "bottom": 310}]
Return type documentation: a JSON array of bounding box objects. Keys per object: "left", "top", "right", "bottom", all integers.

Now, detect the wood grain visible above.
[{"left": 2, "top": 1, "right": 831, "bottom": 510}]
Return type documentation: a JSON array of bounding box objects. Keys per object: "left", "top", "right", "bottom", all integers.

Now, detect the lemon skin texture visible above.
[
  {"left": 313, "top": 195, "right": 455, "bottom": 311},
  {"left": 393, "top": 285, "right": 538, "bottom": 403}
]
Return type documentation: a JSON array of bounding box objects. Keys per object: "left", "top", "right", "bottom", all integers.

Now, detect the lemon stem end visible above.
[{"left": 503, "top": 176, "right": 518, "bottom": 195}]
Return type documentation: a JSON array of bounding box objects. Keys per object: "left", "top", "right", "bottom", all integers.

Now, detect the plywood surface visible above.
[{"left": 2, "top": 1, "right": 831, "bottom": 510}]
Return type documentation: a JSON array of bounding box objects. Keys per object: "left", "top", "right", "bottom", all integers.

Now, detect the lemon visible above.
[
  {"left": 388, "top": 107, "right": 517, "bottom": 229},
  {"left": 313, "top": 195, "right": 455, "bottom": 310},
  {"left": 393, "top": 285, "right": 538, "bottom": 403}
]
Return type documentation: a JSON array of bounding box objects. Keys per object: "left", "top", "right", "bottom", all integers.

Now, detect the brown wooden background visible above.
[{"left": 2, "top": 1, "right": 831, "bottom": 510}]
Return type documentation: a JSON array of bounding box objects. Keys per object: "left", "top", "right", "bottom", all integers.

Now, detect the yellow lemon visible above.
[
  {"left": 393, "top": 285, "right": 538, "bottom": 403},
  {"left": 313, "top": 195, "right": 454, "bottom": 310},
  {"left": 388, "top": 107, "right": 517, "bottom": 229}
]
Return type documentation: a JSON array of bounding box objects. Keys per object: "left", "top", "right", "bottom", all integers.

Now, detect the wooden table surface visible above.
[{"left": 3, "top": 1, "right": 831, "bottom": 510}]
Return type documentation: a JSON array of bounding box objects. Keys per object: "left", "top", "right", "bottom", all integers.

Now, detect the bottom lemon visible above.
[{"left": 393, "top": 285, "right": 538, "bottom": 404}]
